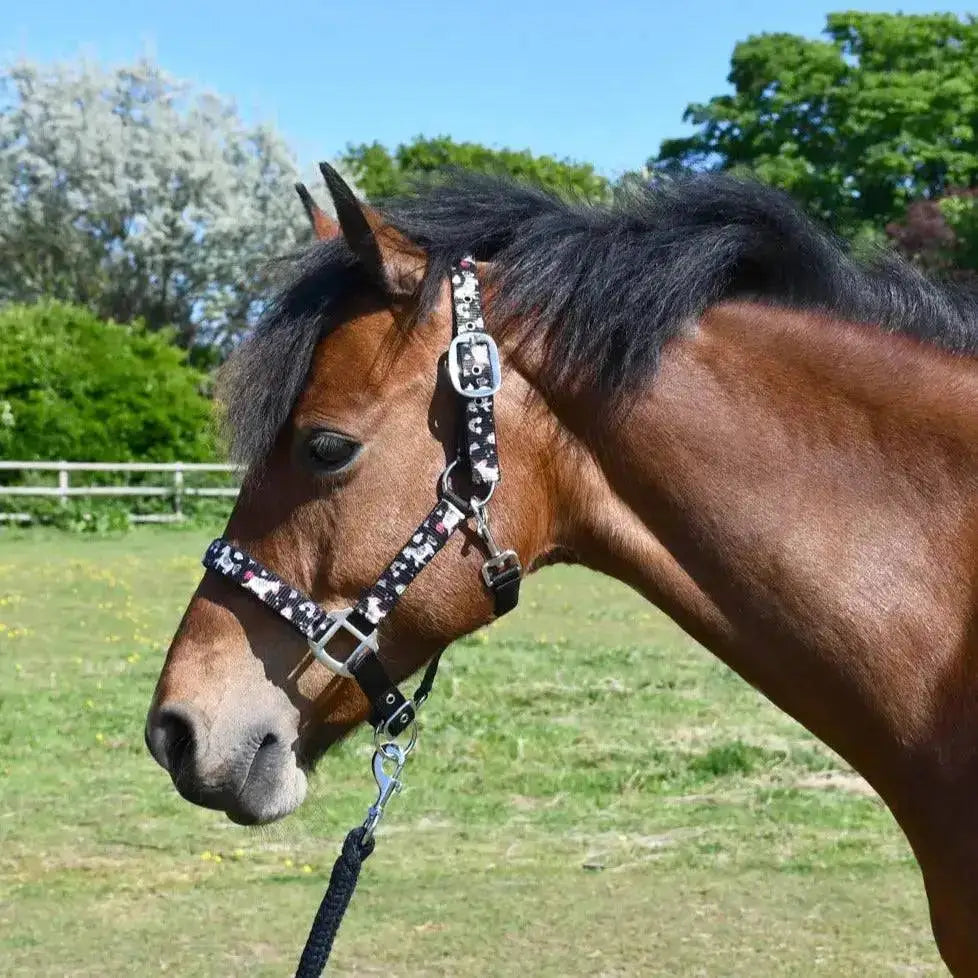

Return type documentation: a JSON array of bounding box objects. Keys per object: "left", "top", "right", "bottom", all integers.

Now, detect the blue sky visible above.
[{"left": 2, "top": 1, "right": 970, "bottom": 178}]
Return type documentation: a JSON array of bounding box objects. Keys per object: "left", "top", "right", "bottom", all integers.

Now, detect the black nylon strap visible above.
[
  {"left": 201, "top": 539, "right": 337, "bottom": 644},
  {"left": 203, "top": 499, "right": 464, "bottom": 645},
  {"left": 345, "top": 497, "right": 466, "bottom": 633},
  {"left": 349, "top": 652, "right": 414, "bottom": 734},
  {"left": 412, "top": 650, "right": 444, "bottom": 708},
  {"left": 488, "top": 564, "right": 522, "bottom": 616}
]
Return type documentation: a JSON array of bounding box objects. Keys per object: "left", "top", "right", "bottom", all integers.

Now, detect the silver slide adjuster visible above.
[
  {"left": 307, "top": 607, "right": 379, "bottom": 678},
  {"left": 447, "top": 332, "right": 502, "bottom": 398}
]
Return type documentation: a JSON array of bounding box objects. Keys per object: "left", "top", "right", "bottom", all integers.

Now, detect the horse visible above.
[{"left": 147, "top": 163, "right": 978, "bottom": 975}]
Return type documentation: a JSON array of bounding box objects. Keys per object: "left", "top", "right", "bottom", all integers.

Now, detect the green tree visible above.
[
  {"left": 0, "top": 302, "right": 215, "bottom": 462},
  {"left": 653, "top": 13, "right": 978, "bottom": 236},
  {"left": 342, "top": 136, "right": 609, "bottom": 201}
]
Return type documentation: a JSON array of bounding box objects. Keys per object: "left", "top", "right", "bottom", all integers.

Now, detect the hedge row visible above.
[{"left": 0, "top": 301, "right": 217, "bottom": 463}]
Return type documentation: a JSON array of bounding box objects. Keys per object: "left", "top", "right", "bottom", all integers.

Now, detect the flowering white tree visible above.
[{"left": 0, "top": 58, "right": 356, "bottom": 350}]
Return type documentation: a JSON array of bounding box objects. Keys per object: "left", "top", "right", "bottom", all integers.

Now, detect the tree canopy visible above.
[
  {"left": 653, "top": 12, "right": 978, "bottom": 242},
  {"left": 0, "top": 59, "right": 306, "bottom": 350},
  {"left": 342, "top": 136, "right": 610, "bottom": 202}
]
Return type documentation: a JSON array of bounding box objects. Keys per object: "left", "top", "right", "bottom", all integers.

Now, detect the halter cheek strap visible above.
[
  {"left": 201, "top": 257, "right": 521, "bottom": 740},
  {"left": 444, "top": 257, "right": 521, "bottom": 607},
  {"left": 447, "top": 256, "right": 500, "bottom": 485}
]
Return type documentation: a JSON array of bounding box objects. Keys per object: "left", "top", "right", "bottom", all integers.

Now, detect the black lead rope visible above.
[
  {"left": 294, "top": 827, "right": 375, "bottom": 978},
  {"left": 293, "top": 657, "right": 444, "bottom": 977},
  {"left": 200, "top": 257, "right": 519, "bottom": 977}
]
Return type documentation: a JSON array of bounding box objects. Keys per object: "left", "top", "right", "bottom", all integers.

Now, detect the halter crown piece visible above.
[{"left": 201, "top": 257, "right": 522, "bottom": 740}]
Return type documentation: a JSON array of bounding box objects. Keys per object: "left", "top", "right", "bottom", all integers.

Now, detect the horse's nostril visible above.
[
  {"left": 146, "top": 704, "right": 200, "bottom": 776},
  {"left": 239, "top": 729, "right": 288, "bottom": 795},
  {"left": 249, "top": 731, "right": 282, "bottom": 775},
  {"left": 160, "top": 712, "right": 194, "bottom": 773},
  {"left": 146, "top": 703, "right": 297, "bottom": 822}
]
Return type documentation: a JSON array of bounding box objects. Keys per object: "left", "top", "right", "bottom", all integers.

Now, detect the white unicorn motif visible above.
[
  {"left": 243, "top": 575, "right": 280, "bottom": 601},
  {"left": 403, "top": 540, "right": 436, "bottom": 565},
  {"left": 363, "top": 595, "right": 385, "bottom": 624},
  {"left": 214, "top": 545, "right": 240, "bottom": 575},
  {"left": 441, "top": 506, "right": 465, "bottom": 532},
  {"left": 473, "top": 459, "right": 499, "bottom": 482}
]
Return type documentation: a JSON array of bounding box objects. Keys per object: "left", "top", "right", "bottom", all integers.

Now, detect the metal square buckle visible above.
[
  {"left": 307, "top": 606, "right": 379, "bottom": 678},
  {"left": 447, "top": 332, "right": 502, "bottom": 398}
]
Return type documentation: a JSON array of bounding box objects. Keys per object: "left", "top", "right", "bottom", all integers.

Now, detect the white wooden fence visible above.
[{"left": 0, "top": 461, "right": 241, "bottom": 523}]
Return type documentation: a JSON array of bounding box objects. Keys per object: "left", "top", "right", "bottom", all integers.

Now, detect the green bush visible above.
[{"left": 0, "top": 302, "right": 216, "bottom": 461}]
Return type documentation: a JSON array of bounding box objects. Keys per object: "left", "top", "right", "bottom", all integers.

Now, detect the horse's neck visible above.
[{"left": 561, "top": 300, "right": 978, "bottom": 801}]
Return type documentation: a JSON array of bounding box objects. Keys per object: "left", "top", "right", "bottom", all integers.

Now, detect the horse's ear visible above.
[
  {"left": 318, "top": 161, "right": 424, "bottom": 297},
  {"left": 294, "top": 182, "right": 340, "bottom": 240}
]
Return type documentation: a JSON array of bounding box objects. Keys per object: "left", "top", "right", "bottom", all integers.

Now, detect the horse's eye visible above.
[{"left": 306, "top": 431, "right": 361, "bottom": 472}]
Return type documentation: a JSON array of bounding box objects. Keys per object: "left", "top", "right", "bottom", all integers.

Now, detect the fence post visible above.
[
  {"left": 173, "top": 462, "right": 184, "bottom": 520},
  {"left": 58, "top": 463, "right": 69, "bottom": 506}
]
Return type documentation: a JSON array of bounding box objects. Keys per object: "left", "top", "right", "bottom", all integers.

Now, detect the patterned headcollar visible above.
[{"left": 202, "top": 257, "right": 521, "bottom": 739}]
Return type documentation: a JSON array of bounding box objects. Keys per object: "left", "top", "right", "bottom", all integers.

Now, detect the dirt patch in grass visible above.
[{"left": 794, "top": 769, "right": 879, "bottom": 797}]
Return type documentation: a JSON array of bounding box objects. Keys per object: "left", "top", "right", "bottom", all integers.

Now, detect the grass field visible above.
[{"left": 0, "top": 529, "right": 946, "bottom": 977}]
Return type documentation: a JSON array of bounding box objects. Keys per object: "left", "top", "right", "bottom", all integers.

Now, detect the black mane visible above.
[{"left": 223, "top": 172, "right": 978, "bottom": 466}]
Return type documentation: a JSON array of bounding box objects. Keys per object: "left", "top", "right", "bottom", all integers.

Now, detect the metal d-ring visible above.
[
  {"left": 439, "top": 458, "right": 496, "bottom": 514},
  {"left": 372, "top": 714, "right": 419, "bottom": 755}
]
